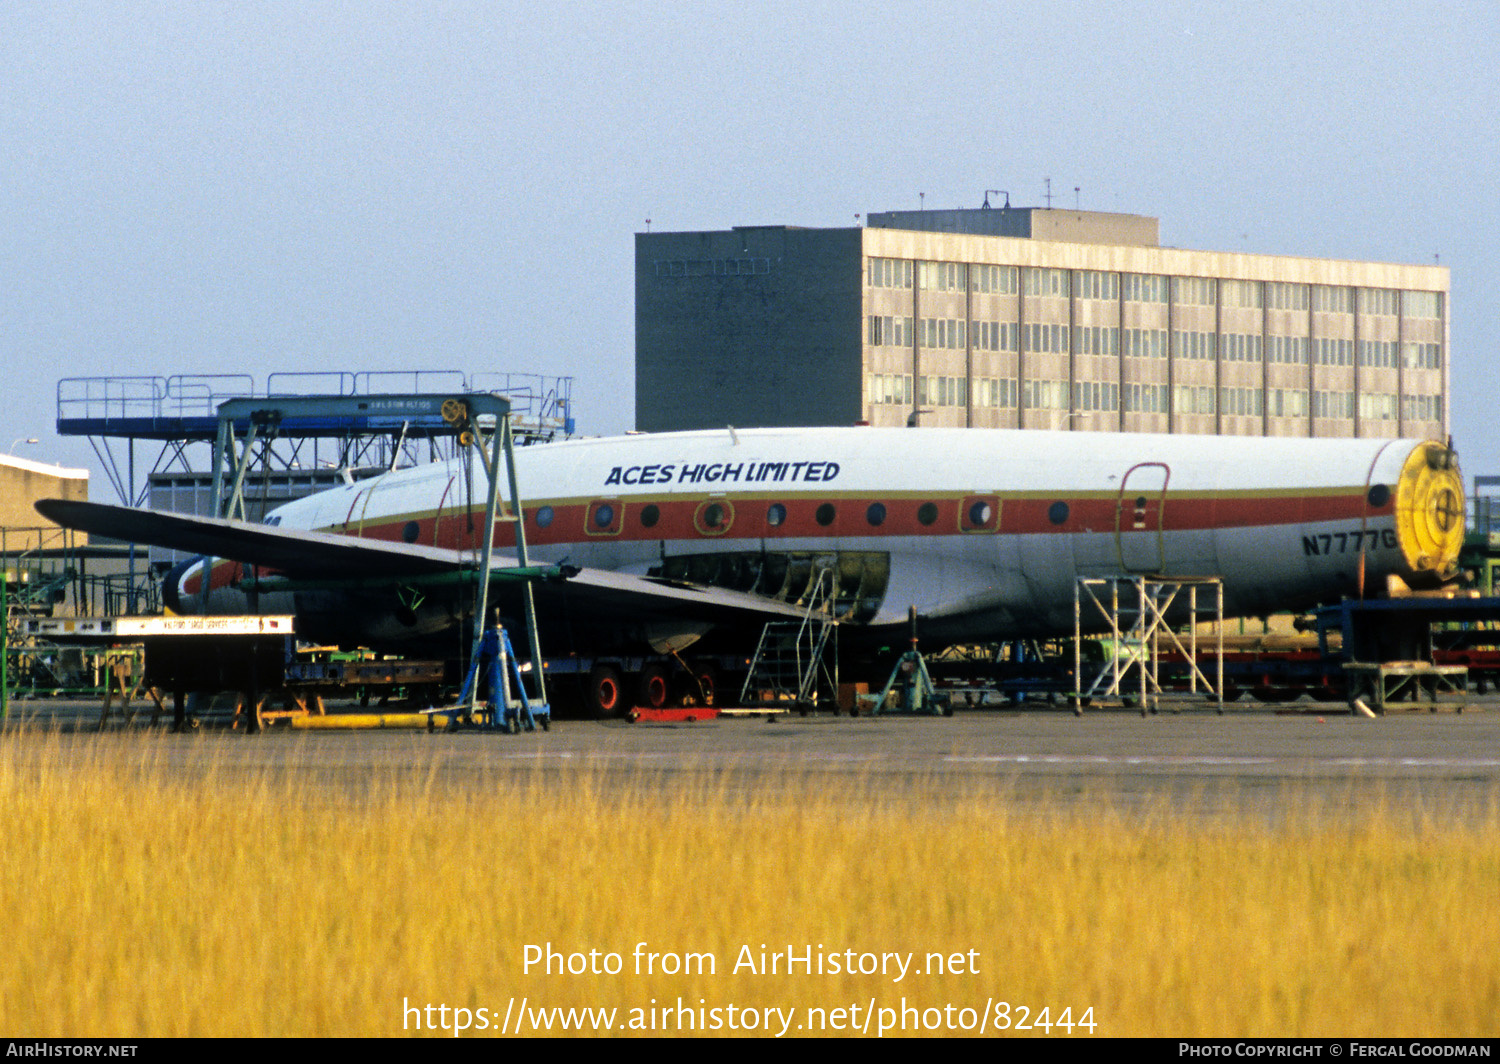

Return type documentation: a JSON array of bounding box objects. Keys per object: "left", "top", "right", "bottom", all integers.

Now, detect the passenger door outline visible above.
[{"left": 1116, "top": 462, "right": 1170, "bottom": 573}]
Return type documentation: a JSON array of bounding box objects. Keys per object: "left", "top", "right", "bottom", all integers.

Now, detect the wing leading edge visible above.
[{"left": 35, "top": 499, "right": 466, "bottom": 579}]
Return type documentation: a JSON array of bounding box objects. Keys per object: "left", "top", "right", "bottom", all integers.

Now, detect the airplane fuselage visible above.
[{"left": 171, "top": 427, "right": 1466, "bottom": 654}]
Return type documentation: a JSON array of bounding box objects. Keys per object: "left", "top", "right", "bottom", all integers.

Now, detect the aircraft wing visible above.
[
  {"left": 35, "top": 499, "right": 467, "bottom": 579},
  {"left": 34, "top": 499, "right": 812, "bottom": 634}
]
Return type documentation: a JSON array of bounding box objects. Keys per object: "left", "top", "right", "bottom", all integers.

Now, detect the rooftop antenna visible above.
[
  {"left": 919, "top": 192, "right": 925, "bottom": 211},
  {"left": 1043, "top": 177, "right": 1053, "bottom": 209},
  {"left": 645, "top": 218, "right": 651, "bottom": 232},
  {"left": 982, "top": 189, "right": 1011, "bottom": 210},
  {"left": 1074, "top": 186, "right": 1080, "bottom": 210}
]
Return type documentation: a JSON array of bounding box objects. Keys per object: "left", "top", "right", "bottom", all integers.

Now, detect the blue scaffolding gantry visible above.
[{"left": 56, "top": 369, "right": 575, "bottom": 507}]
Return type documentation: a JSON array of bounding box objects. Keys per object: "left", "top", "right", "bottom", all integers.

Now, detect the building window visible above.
[
  {"left": 1221, "top": 387, "right": 1267, "bottom": 418},
  {"left": 1172, "top": 277, "right": 1217, "bottom": 307},
  {"left": 1073, "top": 270, "right": 1119, "bottom": 301},
  {"left": 1268, "top": 335, "right": 1308, "bottom": 364},
  {"left": 1125, "top": 328, "right": 1167, "bottom": 359},
  {"left": 1401, "top": 342, "right": 1441, "bottom": 369},
  {"left": 1403, "top": 290, "right": 1442, "bottom": 319},
  {"left": 1359, "top": 392, "right": 1398, "bottom": 421},
  {"left": 1123, "top": 273, "right": 1168, "bottom": 303},
  {"left": 1266, "top": 282, "right": 1309, "bottom": 311},
  {"left": 1358, "top": 340, "right": 1399, "bottom": 368},
  {"left": 1223, "top": 280, "right": 1264, "bottom": 309},
  {"left": 1074, "top": 325, "right": 1120, "bottom": 356},
  {"left": 918, "top": 261, "right": 967, "bottom": 292},
  {"left": 971, "top": 264, "right": 1018, "bottom": 295},
  {"left": 1125, "top": 383, "right": 1170, "bottom": 414},
  {"left": 1174, "top": 385, "right": 1217, "bottom": 416},
  {"left": 1312, "top": 285, "right": 1351, "bottom": 313},
  {"left": 1270, "top": 389, "right": 1310, "bottom": 418},
  {"left": 867, "top": 257, "right": 913, "bottom": 289},
  {"left": 1359, "top": 288, "right": 1399, "bottom": 316},
  {"left": 1173, "top": 330, "right": 1218, "bottom": 361},
  {"left": 1023, "top": 268, "right": 1070, "bottom": 298}
]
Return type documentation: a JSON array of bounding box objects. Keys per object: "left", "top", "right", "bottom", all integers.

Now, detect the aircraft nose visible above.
[{"left": 1393, "top": 440, "right": 1464, "bottom": 582}]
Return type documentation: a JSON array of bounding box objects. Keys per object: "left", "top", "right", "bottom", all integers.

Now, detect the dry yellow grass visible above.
[{"left": 1, "top": 729, "right": 1496, "bottom": 1037}]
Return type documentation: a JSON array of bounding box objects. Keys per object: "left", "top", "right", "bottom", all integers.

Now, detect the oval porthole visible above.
[
  {"left": 593, "top": 503, "right": 615, "bottom": 529},
  {"left": 640, "top": 503, "right": 660, "bottom": 528},
  {"left": 866, "top": 502, "right": 887, "bottom": 527},
  {"left": 1048, "top": 501, "right": 1070, "bottom": 526},
  {"left": 703, "top": 503, "right": 725, "bottom": 528},
  {"left": 968, "top": 501, "right": 992, "bottom": 527},
  {"left": 1367, "top": 484, "right": 1391, "bottom": 508},
  {"left": 401, "top": 520, "right": 420, "bottom": 543},
  {"left": 917, "top": 502, "right": 939, "bottom": 526},
  {"left": 767, "top": 503, "right": 787, "bottom": 527},
  {"left": 535, "top": 505, "right": 554, "bottom": 528},
  {"left": 815, "top": 503, "right": 836, "bottom": 527}
]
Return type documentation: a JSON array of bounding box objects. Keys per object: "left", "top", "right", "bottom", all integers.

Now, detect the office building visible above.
[{"left": 636, "top": 207, "right": 1448, "bottom": 440}]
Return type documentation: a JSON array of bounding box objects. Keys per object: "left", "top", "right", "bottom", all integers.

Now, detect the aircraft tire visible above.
[
  {"left": 637, "top": 664, "right": 671, "bottom": 710},
  {"left": 587, "top": 664, "right": 626, "bottom": 719}
]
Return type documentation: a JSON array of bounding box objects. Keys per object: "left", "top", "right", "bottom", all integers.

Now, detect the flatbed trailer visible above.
[{"left": 1150, "top": 595, "right": 1500, "bottom": 710}]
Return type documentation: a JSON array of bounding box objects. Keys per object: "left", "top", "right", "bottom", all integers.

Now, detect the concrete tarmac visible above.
[{"left": 7, "top": 696, "right": 1499, "bottom": 821}]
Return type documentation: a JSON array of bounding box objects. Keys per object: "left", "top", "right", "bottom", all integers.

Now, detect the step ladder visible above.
[{"left": 738, "top": 567, "right": 839, "bottom": 711}]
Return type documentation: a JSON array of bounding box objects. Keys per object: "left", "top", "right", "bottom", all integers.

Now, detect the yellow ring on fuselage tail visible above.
[{"left": 1394, "top": 440, "right": 1464, "bottom": 581}]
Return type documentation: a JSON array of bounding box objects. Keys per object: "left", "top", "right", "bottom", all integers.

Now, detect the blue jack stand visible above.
[{"left": 450, "top": 624, "right": 551, "bottom": 733}]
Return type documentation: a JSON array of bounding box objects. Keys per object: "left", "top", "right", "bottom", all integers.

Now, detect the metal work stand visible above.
[
  {"left": 1074, "top": 576, "right": 1225, "bottom": 715},
  {"left": 863, "top": 607, "right": 951, "bottom": 716}
]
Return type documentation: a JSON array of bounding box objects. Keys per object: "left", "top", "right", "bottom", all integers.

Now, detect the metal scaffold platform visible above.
[
  {"left": 56, "top": 369, "right": 575, "bottom": 508},
  {"left": 1073, "top": 576, "right": 1225, "bottom": 715},
  {"left": 54, "top": 369, "right": 576, "bottom": 611}
]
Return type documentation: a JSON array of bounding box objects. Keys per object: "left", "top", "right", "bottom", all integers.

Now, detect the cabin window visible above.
[
  {"left": 917, "top": 502, "right": 938, "bottom": 526},
  {"left": 960, "top": 495, "right": 1000, "bottom": 533},
  {"left": 815, "top": 503, "right": 836, "bottom": 527},
  {"left": 585, "top": 499, "right": 623, "bottom": 536},
  {"left": 640, "top": 504, "right": 660, "bottom": 528},
  {"left": 866, "top": 503, "right": 887, "bottom": 527},
  {"left": 694, "top": 499, "right": 734, "bottom": 536},
  {"left": 1048, "top": 501, "right": 1070, "bottom": 526},
  {"left": 401, "top": 521, "right": 420, "bottom": 543},
  {"left": 535, "top": 506, "right": 554, "bottom": 528},
  {"left": 767, "top": 503, "right": 787, "bottom": 527}
]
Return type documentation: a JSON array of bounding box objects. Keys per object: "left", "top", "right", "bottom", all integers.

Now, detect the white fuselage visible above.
[{"left": 177, "top": 427, "right": 1459, "bottom": 651}]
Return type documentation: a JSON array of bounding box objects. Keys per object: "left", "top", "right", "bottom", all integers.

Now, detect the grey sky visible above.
[{"left": 4, "top": 1, "right": 1497, "bottom": 493}]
